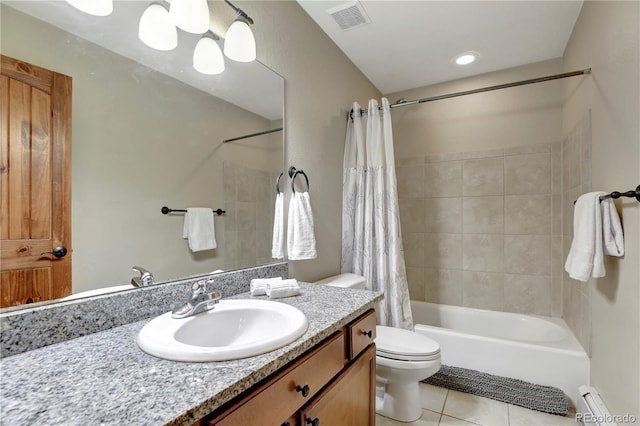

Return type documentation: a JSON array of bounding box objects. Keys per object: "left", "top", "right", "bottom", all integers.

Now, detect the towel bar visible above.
[
  {"left": 161, "top": 206, "right": 226, "bottom": 216},
  {"left": 573, "top": 185, "right": 640, "bottom": 205}
]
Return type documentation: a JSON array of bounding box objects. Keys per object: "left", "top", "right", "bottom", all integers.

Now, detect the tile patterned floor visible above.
[{"left": 376, "top": 383, "right": 577, "bottom": 426}]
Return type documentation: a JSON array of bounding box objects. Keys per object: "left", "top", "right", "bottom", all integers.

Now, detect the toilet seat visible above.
[{"left": 375, "top": 325, "right": 440, "bottom": 362}]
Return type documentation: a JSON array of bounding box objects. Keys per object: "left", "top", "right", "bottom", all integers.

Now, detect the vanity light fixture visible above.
[
  {"left": 139, "top": 1, "right": 177, "bottom": 51},
  {"left": 193, "top": 32, "right": 225, "bottom": 75},
  {"left": 169, "top": 0, "right": 210, "bottom": 34},
  {"left": 65, "top": 0, "right": 113, "bottom": 16},
  {"left": 223, "top": 0, "right": 256, "bottom": 62},
  {"left": 454, "top": 52, "right": 478, "bottom": 65}
]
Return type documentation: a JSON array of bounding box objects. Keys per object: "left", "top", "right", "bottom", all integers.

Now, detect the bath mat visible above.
[{"left": 423, "top": 365, "right": 569, "bottom": 416}]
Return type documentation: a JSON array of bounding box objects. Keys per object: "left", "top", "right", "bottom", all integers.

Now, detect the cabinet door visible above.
[{"left": 301, "top": 344, "right": 375, "bottom": 426}]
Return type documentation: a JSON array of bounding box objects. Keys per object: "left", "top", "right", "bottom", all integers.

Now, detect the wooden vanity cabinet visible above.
[{"left": 203, "top": 309, "right": 376, "bottom": 426}]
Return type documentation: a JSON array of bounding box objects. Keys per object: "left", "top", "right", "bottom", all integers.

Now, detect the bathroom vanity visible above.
[
  {"left": 0, "top": 280, "right": 382, "bottom": 425},
  {"left": 205, "top": 309, "right": 377, "bottom": 426}
]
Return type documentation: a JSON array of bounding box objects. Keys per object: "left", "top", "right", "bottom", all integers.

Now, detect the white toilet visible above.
[{"left": 315, "top": 273, "right": 442, "bottom": 423}]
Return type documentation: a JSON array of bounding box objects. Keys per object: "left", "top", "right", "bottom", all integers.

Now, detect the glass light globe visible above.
[
  {"left": 223, "top": 18, "right": 256, "bottom": 62},
  {"left": 139, "top": 3, "right": 177, "bottom": 51},
  {"left": 193, "top": 36, "right": 225, "bottom": 75},
  {"left": 169, "top": 0, "right": 210, "bottom": 34},
  {"left": 65, "top": 0, "right": 113, "bottom": 16}
]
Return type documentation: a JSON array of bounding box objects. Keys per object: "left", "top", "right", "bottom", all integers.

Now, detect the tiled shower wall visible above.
[
  {"left": 562, "top": 112, "right": 592, "bottom": 353},
  {"left": 398, "top": 143, "right": 563, "bottom": 317},
  {"left": 223, "top": 162, "right": 280, "bottom": 269}
]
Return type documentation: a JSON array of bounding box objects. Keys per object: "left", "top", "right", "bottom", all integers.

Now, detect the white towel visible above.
[
  {"left": 271, "top": 193, "right": 284, "bottom": 259},
  {"left": 564, "top": 192, "right": 607, "bottom": 281},
  {"left": 287, "top": 192, "right": 317, "bottom": 260},
  {"left": 250, "top": 277, "right": 282, "bottom": 296},
  {"left": 601, "top": 198, "right": 624, "bottom": 257},
  {"left": 182, "top": 208, "right": 217, "bottom": 252},
  {"left": 266, "top": 278, "right": 300, "bottom": 299}
]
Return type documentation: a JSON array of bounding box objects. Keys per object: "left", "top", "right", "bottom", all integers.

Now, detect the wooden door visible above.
[{"left": 0, "top": 55, "right": 72, "bottom": 308}]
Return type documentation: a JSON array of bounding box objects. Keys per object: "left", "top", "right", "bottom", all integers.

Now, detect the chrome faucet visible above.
[
  {"left": 172, "top": 279, "right": 221, "bottom": 319},
  {"left": 131, "top": 266, "right": 155, "bottom": 287}
]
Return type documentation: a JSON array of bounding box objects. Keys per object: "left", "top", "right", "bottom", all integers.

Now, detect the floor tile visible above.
[
  {"left": 439, "top": 415, "right": 481, "bottom": 425},
  {"left": 376, "top": 409, "right": 441, "bottom": 426},
  {"left": 508, "top": 404, "right": 576, "bottom": 425},
  {"left": 442, "top": 390, "right": 509, "bottom": 426},
  {"left": 420, "top": 382, "right": 448, "bottom": 412}
]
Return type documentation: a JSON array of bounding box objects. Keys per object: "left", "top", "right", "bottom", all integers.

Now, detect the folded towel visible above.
[
  {"left": 266, "top": 278, "right": 300, "bottom": 299},
  {"left": 564, "top": 192, "right": 607, "bottom": 281},
  {"left": 271, "top": 192, "right": 284, "bottom": 259},
  {"left": 250, "top": 277, "right": 282, "bottom": 296},
  {"left": 183, "top": 208, "right": 217, "bottom": 252},
  {"left": 601, "top": 198, "right": 624, "bottom": 256},
  {"left": 287, "top": 192, "right": 317, "bottom": 260}
]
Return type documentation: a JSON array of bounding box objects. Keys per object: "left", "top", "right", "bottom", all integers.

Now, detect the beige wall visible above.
[
  {"left": 246, "top": 1, "right": 381, "bottom": 281},
  {"left": 387, "top": 59, "right": 564, "bottom": 158},
  {"left": 1, "top": 5, "right": 282, "bottom": 291},
  {"left": 563, "top": 0, "right": 640, "bottom": 416}
]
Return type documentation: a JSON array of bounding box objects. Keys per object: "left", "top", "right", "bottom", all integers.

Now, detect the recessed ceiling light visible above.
[{"left": 454, "top": 52, "right": 478, "bottom": 66}]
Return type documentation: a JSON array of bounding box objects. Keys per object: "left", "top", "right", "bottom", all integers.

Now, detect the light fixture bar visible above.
[{"left": 224, "top": 0, "right": 254, "bottom": 24}]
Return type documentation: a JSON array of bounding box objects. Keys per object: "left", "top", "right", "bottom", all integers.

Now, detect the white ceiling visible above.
[
  {"left": 4, "top": 1, "right": 284, "bottom": 120},
  {"left": 296, "top": 0, "right": 584, "bottom": 94}
]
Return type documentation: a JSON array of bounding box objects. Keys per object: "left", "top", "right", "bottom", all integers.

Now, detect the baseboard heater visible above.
[{"left": 577, "top": 385, "right": 617, "bottom": 426}]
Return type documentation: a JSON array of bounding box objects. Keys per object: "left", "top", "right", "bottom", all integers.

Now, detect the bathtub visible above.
[{"left": 411, "top": 300, "right": 589, "bottom": 404}]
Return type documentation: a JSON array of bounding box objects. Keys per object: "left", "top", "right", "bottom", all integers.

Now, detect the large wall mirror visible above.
[{"left": 1, "top": 1, "right": 284, "bottom": 310}]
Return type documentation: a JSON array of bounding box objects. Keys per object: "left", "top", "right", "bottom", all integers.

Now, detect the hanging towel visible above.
[
  {"left": 266, "top": 278, "right": 301, "bottom": 299},
  {"left": 601, "top": 198, "right": 624, "bottom": 256},
  {"left": 564, "top": 192, "right": 607, "bottom": 282},
  {"left": 287, "top": 192, "right": 317, "bottom": 260},
  {"left": 250, "top": 277, "right": 282, "bottom": 296},
  {"left": 182, "top": 208, "right": 217, "bottom": 252},
  {"left": 271, "top": 192, "right": 284, "bottom": 259}
]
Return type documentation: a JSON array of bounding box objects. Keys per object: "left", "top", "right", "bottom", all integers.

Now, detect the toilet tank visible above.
[{"left": 314, "top": 273, "right": 366, "bottom": 290}]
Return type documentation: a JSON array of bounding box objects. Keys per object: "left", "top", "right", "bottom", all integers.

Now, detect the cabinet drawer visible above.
[
  {"left": 348, "top": 310, "right": 376, "bottom": 360},
  {"left": 301, "top": 344, "right": 376, "bottom": 426},
  {"left": 212, "top": 330, "right": 346, "bottom": 426}
]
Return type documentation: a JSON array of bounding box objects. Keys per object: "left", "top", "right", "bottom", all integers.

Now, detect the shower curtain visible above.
[{"left": 341, "top": 98, "right": 413, "bottom": 330}]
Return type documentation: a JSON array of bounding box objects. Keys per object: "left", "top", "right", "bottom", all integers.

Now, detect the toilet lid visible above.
[{"left": 375, "top": 325, "right": 440, "bottom": 361}]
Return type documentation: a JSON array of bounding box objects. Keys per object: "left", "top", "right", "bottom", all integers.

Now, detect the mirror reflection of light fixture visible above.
[
  {"left": 223, "top": 1, "right": 256, "bottom": 62},
  {"left": 169, "top": 0, "right": 210, "bottom": 34},
  {"left": 65, "top": 0, "right": 113, "bottom": 16},
  {"left": 193, "top": 32, "right": 225, "bottom": 75},
  {"left": 139, "top": 1, "right": 177, "bottom": 51}
]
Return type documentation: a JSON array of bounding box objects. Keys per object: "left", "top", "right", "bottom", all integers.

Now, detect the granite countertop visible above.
[{"left": 0, "top": 283, "right": 382, "bottom": 426}]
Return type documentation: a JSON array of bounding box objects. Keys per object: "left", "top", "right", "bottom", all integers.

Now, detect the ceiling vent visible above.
[{"left": 326, "top": 1, "right": 371, "bottom": 31}]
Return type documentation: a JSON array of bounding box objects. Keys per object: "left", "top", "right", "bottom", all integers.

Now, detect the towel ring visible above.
[
  {"left": 288, "top": 166, "right": 310, "bottom": 193},
  {"left": 275, "top": 172, "right": 284, "bottom": 194}
]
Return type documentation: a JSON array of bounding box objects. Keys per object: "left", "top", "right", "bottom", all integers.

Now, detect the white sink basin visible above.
[{"left": 137, "top": 299, "right": 308, "bottom": 362}]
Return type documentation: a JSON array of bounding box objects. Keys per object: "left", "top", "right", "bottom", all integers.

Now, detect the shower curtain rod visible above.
[
  {"left": 352, "top": 68, "right": 591, "bottom": 117},
  {"left": 222, "top": 127, "right": 283, "bottom": 143}
]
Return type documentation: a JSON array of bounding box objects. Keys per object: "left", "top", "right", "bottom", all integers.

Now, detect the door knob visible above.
[{"left": 41, "top": 246, "right": 68, "bottom": 258}]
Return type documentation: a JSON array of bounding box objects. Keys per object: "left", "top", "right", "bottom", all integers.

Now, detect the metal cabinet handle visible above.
[
  {"left": 296, "top": 384, "right": 310, "bottom": 397},
  {"left": 40, "top": 246, "right": 67, "bottom": 258},
  {"left": 306, "top": 417, "right": 319, "bottom": 426},
  {"left": 362, "top": 330, "right": 372, "bottom": 338}
]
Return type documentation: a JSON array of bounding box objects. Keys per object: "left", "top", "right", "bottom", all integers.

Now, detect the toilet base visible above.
[{"left": 375, "top": 381, "right": 422, "bottom": 422}]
